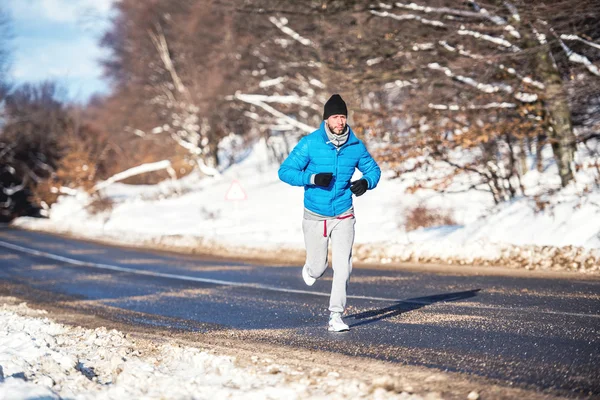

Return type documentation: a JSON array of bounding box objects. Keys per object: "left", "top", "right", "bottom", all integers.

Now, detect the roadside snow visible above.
[
  {"left": 0, "top": 300, "right": 423, "bottom": 400},
  {"left": 12, "top": 138, "right": 600, "bottom": 273}
]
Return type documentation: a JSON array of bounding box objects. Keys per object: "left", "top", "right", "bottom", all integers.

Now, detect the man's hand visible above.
[
  {"left": 350, "top": 179, "right": 368, "bottom": 196},
  {"left": 314, "top": 172, "right": 333, "bottom": 187}
]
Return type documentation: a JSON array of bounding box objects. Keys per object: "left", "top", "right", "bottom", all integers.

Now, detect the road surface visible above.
[{"left": 0, "top": 226, "right": 598, "bottom": 397}]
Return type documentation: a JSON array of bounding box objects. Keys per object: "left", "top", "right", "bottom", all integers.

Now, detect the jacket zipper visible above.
[{"left": 333, "top": 146, "right": 340, "bottom": 216}]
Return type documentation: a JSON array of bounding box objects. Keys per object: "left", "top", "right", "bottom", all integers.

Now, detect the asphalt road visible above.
[{"left": 0, "top": 226, "right": 599, "bottom": 397}]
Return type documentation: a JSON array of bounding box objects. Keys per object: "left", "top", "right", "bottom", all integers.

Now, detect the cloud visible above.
[
  {"left": 7, "top": 0, "right": 115, "bottom": 39},
  {"left": 13, "top": 36, "right": 108, "bottom": 81},
  {"left": 12, "top": 36, "right": 111, "bottom": 101},
  {"left": 44, "top": 0, "right": 114, "bottom": 22},
  {"left": 8, "top": 0, "right": 114, "bottom": 24},
  {"left": 6, "top": 0, "right": 115, "bottom": 101}
]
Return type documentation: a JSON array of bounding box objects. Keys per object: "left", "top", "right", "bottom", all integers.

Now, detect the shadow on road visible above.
[{"left": 346, "top": 289, "right": 481, "bottom": 328}]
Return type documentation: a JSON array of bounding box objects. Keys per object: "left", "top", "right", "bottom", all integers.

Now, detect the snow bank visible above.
[{"left": 0, "top": 300, "right": 424, "bottom": 400}]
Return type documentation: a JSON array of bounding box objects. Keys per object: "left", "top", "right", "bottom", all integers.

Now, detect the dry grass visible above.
[
  {"left": 405, "top": 204, "right": 456, "bottom": 231},
  {"left": 86, "top": 195, "right": 114, "bottom": 215}
]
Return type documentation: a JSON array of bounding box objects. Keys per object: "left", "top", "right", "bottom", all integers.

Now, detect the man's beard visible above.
[{"left": 327, "top": 122, "right": 346, "bottom": 135}]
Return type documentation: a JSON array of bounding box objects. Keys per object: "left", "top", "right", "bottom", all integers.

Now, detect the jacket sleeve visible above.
[
  {"left": 357, "top": 143, "right": 381, "bottom": 190},
  {"left": 278, "top": 137, "right": 313, "bottom": 187}
]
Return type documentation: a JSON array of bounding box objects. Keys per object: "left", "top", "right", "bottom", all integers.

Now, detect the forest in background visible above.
[{"left": 1, "top": 0, "right": 599, "bottom": 221}]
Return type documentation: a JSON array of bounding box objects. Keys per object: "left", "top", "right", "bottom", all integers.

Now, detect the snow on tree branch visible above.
[
  {"left": 93, "top": 160, "right": 177, "bottom": 192},
  {"left": 171, "top": 132, "right": 202, "bottom": 155},
  {"left": 233, "top": 93, "right": 314, "bottom": 133},
  {"left": 375, "top": 5, "right": 519, "bottom": 51},
  {"left": 50, "top": 186, "right": 79, "bottom": 196},
  {"left": 234, "top": 93, "right": 315, "bottom": 108},
  {"left": 2, "top": 181, "right": 25, "bottom": 196},
  {"left": 439, "top": 41, "right": 484, "bottom": 59},
  {"left": 413, "top": 43, "right": 435, "bottom": 51},
  {"left": 430, "top": 102, "right": 517, "bottom": 110},
  {"left": 170, "top": 133, "right": 219, "bottom": 176},
  {"left": 503, "top": 24, "right": 520, "bottom": 39},
  {"left": 282, "top": 61, "right": 322, "bottom": 69},
  {"left": 437, "top": 42, "right": 545, "bottom": 92},
  {"left": 457, "top": 28, "right": 520, "bottom": 51},
  {"left": 560, "top": 34, "right": 600, "bottom": 51},
  {"left": 390, "top": 1, "right": 506, "bottom": 25},
  {"left": 514, "top": 92, "right": 538, "bottom": 102},
  {"left": 532, "top": 27, "right": 547, "bottom": 45},
  {"left": 370, "top": 10, "right": 445, "bottom": 27},
  {"left": 151, "top": 125, "right": 170, "bottom": 134},
  {"left": 269, "top": 16, "right": 313, "bottom": 47},
  {"left": 503, "top": 1, "right": 520, "bottom": 22},
  {"left": 148, "top": 23, "right": 187, "bottom": 97},
  {"left": 557, "top": 34, "right": 600, "bottom": 76},
  {"left": 309, "top": 78, "right": 326, "bottom": 89},
  {"left": 0, "top": 143, "right": 15, "bottom": 160},
  {"left": 383, "top": 80, "right": 415, "bottom": 90},
  {"left": 367, "top": 57, "right": 384, "bottom": 66},
  {"left": 498, "top": 65, "right": 545, "bottom": 90},
  {"left": 428, "top": 63, "right": 513, "bottom": 94},
  {"left": 259, "top": 77, "right": 287, "bottom": 89},
  {"left": 429, "top": 103, "right": 460, "bottom": 110},
  {"left": 429, "top": 102, "right": 516, "bottom": 111}
]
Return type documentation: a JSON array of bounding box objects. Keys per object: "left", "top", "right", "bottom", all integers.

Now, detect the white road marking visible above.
[{"left": 1, "top": 239, "right": 598, "bottom": 319}]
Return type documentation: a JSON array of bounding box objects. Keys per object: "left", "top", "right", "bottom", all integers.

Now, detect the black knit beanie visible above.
[{"left": 323, "top": 94, "right": 348, "bottom": 120}]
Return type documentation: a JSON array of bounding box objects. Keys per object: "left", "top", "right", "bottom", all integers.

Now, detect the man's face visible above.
[{"left": 326, "top": 114, "right": 347, "bottom": 135}]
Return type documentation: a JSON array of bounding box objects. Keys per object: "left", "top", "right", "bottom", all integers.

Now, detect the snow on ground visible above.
[
  {"left": 0, "top": 299, "right": 425, "bottom": 400},
  {"left": 12, "top": 138, "right": 600, "bottom": 273}
]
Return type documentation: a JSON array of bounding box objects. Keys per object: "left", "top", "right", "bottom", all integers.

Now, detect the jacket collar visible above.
[{"left": 318, "top": 121, "right": 359, "bottom": 147}]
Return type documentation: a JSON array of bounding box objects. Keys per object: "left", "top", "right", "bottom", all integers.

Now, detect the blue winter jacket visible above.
[{"left": 278, "top": 121, "right": 381, "bottom": 217}]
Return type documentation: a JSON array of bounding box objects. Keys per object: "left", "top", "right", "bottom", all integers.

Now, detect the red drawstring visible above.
[{"left": 323, "top": 214, "right": 354, "bottom": 238}]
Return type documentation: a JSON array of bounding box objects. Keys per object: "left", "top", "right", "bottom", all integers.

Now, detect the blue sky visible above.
[{"left": 5, "top": 0, "right": 115, "bottom": 103}]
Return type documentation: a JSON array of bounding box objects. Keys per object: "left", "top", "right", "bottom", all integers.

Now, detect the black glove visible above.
[
  {"left": 350, "top": 179, "right": 368, "bottom": 196},
  {"left": 314, "top": 172, "right": 333, "bottom": 187}
]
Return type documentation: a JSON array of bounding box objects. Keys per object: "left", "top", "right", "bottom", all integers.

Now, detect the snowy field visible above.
[
  {"left": 0, "top": 299, "right": 430, "bottom": 400},
  {"left": 13, "top": 138, "right": 600, "bottom": 273}
]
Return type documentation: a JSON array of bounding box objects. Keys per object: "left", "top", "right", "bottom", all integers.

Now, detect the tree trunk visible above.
[
  {"left": 519, "top": 138, "right": 528, "bottom": 177},
  {"left": 535, "top": 134, "right": 544, "bottom": 173},
  {"left": 535, "top": 45, "right": 576, "bottom": 187},
  {"left": 208, "top": 140, "right": 219, "bottom": 168}
]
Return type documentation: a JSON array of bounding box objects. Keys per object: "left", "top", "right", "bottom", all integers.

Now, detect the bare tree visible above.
[
  {"left": 100, "top": 0, "right": 256, "bottom": 175},
  {"left": 92, "top": 0, "right": 598, "bottom": 204},
  {"left": 364, "top": 0, "right": 599, "bottom": 189},
  {"left": 0, "top": 83, "right": 66, "bottom": 218},
  {"left": 235, "top": 1, "right": 599, "bottom": 197},
  {"left": 0, "top": 82, "right": 112, "bottom": 219}
]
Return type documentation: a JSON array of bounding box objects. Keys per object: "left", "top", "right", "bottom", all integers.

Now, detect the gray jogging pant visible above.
[{"left": 302, "top": 215, "right": 356, "bottom": 313}]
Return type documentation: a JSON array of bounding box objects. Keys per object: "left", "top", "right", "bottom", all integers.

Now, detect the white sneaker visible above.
[
  {"left": 328, "top": 312, "right": 349, "bottom": 332},
  {"left": 302, "top": 265, "right": 316, "bottom": 286}
]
